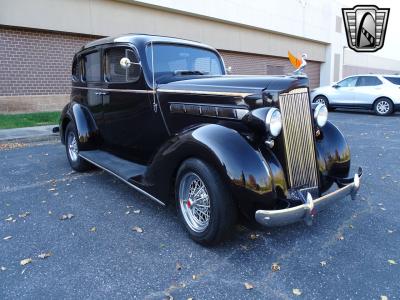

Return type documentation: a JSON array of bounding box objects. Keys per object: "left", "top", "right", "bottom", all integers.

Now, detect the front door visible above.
[
  {"left": 101, "top": 44, "right": 169, "bottom": 163},
  {"left": 331, "top": 76, "right": 358, "bottom": 106}
]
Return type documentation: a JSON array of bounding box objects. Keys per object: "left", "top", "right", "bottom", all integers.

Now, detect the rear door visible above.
[{"left": 354, "top": 76, "right": 383, "bottom": 107}]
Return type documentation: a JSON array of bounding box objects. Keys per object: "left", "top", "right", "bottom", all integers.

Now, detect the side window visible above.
[
  {"left": 337, "top": 77, "right": 358, "bottom": 87},
  {"left": 357, "top": 76, "right": 382, "bottom": 86},
  {"left": 71, "top": 57, "right": 81, "bottom": 82},
  {"left": 105, "top": 47, "right": 140, "bottom": 83},
  {"left": 82, "top": 51, "right": 101, "bottom": 82}
]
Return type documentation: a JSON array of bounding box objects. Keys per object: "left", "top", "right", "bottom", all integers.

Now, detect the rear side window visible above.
[
  {"left": 384, "top": 76, "right": 400, "bottom": 85},
  {"left": 105, "top": 47, "right": 140, "bottom": 83},
  {"left": 82, "top": 51, "right": 101, "bottom": 82},
  {"left": 72, "top": 57, "right": 81, "bottom": 81},
  {"left": 356, "top": 76, "right": 382, "bottom": 86}
]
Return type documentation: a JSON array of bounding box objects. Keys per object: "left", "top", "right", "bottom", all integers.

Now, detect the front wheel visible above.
[
  {"left": 175, "top": 158, "right": 237, "bottom": 245},
  {"left": 374, "top": 98, "right": 394, "bottom": 116}
]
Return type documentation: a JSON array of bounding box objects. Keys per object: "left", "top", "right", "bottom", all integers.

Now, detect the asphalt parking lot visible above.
[{"left": 1, "top": 111, "right": 399, "bottom": 300}]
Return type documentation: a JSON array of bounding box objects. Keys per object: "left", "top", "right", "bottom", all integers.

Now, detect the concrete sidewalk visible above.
[{"left": 0, "top": 124, "right": 59, "bottom": 143}]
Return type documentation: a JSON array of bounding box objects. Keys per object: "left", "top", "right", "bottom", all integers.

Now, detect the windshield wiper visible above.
[{"left": 173, "top": 70, "right": 208, "bottom": 76}]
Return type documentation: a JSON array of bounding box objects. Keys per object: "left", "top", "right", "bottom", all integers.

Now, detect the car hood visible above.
[{"left": 157, "top": 75, "right": 309, "bottom": 96}]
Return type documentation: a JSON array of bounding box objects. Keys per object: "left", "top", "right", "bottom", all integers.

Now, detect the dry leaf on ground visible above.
[
  {"left": 320, "top": 261, "right": 327, "bottom": 267},
  {"left": 90, "top": 227, "right": 96, "bottom": 232},
  {"left": 388, "top": 259, "right": 397, "bottom": 265},
  {"left": 133, "top": 209, "right": 141, "bottom": 214},
  {"left": 3, "top": 236, "right": 12, "bottom": 240},
  {"left": 60, "top": 213, "right": 74, "bottom": 220},
  {"left": 38, "top": 252, "right": 52, "bottom": 259},
  {"left": 1, "top": 266, "right": 6, "bottom": 271},
  {"left": 337, "top": 235, "right": 345, "bottom": 241},
  {"left": 292, "top": 288, "right": 302, "bottom": 296},
  {"left": 132, "top": 226, "right": 143, "bottom": 233},
  {"left": 380, "top": 295, "right": 388, "bottom": 300},
  {"left": 387, "top": 230, "right": 394, "bottom": 233},
  {"left": 5, "top": 217, "right": 14, "bottom": 222},
  {"left": 18, "top": 212, "right": 30, "bottom": 218},
  {"left": 244, "top": 282, "right": 254, "bottom": 290},
  {"left": 176, "top": 262, "right": 182, "bottom": 271},
  {"left": 271, "top": 262, "right": 281, "bottom": 272},
  {"left": 249, "top": 233, "right": 259, "bottom": 240},
  {"left": 20, "top": 258, "right": 32, "bottom": 266}
]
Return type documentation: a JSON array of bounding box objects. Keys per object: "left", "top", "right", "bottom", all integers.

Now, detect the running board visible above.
[{"left": 79, "top": 150, "right": 165, "bottom": 206}]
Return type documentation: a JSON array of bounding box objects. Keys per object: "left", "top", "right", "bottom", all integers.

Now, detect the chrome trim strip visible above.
[
  {"left": 255, "top": 170, "right": 362, "bottom": 227},
  {"left": 79, "top": 153, "right": 166, "bottom": 206},
  {"left": 169, "top": 102, "right": 249, "bottom": 120},
  {"left": 72, "top": 86, "right": 155, "bottom": 94},
  {"left": 157, "top": 89, "right": 253, "bottom": 97}
]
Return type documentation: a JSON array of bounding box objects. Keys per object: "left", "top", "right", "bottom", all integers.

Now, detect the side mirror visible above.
[{"left": 332, "top": 84, "right": 340, "bottom": 88}]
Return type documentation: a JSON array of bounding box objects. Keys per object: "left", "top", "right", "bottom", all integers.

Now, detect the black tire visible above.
[
  {"left": 65, "top": 122, "right": 91, "bottom": 172},
  {"left": 373, "top": 97, "right": 394, "bottom": 116},
  {"left": 175, "top": 158, "right": 237, "bottom": 245}
]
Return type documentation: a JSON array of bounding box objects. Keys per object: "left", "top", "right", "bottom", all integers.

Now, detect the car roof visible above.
[
  {"left": 81, "top": 34, "right": 217, "bottom": 52},
  {"left": 345, "top": 74, "right": 400, "bottom": 77}
]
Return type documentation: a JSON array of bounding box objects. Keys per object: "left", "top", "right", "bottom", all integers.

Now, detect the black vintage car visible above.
[{"left": 59, "top": 34, "right": 362, "bottom": 245}]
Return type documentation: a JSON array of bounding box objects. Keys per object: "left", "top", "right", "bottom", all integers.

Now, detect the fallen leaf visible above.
[
  {"left": 320, "top": 261, "right": 327, "bottom": 267},
  {"left": 249, "top": 233, "right": 259, "bottom": 240},
  {"left": 380, "top": 296, "right": 388, "bottom": 300},
  {"left": 20, "top": 258, "right": 32, "bottom": 266},
  {"left": 5, "top": 217, "right": 13, "bottom": 222},
  {"left": 0, "top": 266, "right": 6, "bottom": 271},
  {"left": 38, "top": 252, "right": 52, "bottom": 259},
  {"left": 349, "top": 224, "right": 354, "bottom": 229},
  {"left": 133, "top": 209, "right": 141, "bottom": 214},
  {"left": 3, "top": 236, "right": 12, "bottom": 240},
  {"left": 271, "top": 262, "right": 281, "bottom": 272},
  {"left": 187, "top": 298, "right": 193, "bottom": 300},
  {"left": 60, "top": 213, "right": 74, "bottom": 220},
  {"left": 378, "top": 203, "right": 384, "bottom": 206},
  {"left": 337, "top": 235, "right": 345, "bottom": 241},
  {"left": 90, "top": 227, "right": 96, "bottom": 232},
  {"left": 48, "top": 188, "right": 56, "bottom": 192},
  {"left": 18, "top": 212, "right": 30, "bottom": 218},
  {"left": 380, "top": 207, "right": 387, "bottom": 211},
  {"left": 388, "top": 230, "right": 394, "bottom": 234},
  {"left": 293, "top": 288, "right": 302, "bottom": 296},
  {"left": 125, "top": 211, "right": 131, "bottom": 215},
  {"left": 48, "top": 210, "right": 52, "bottom": 215},
  {"left": 244, "top": 282, "right": 254, "bottom": 290},
  {"left": 192, "top": 274, "right": 197, "bottom": 280},
  {"left": 388, "top": 259, "right": 397, "bottom": 265},
  {"left": 132, "top": 226, "right": 143, "bottom": 233},
  {"left": 176, "top": 262, "right": 182, "bottom": 271}
]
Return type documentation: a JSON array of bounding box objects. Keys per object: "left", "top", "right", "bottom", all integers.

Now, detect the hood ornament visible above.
[{"left": 288, "top": 51, "right": 307, "bottom": 76}]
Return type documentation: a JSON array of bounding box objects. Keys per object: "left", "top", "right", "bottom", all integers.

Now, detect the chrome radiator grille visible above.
[{"left": 279, "top": 88, "right": 319, "bottom": 189}]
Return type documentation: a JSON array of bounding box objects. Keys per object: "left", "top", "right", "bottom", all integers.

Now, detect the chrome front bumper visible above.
[{"left": 255, "top": 168, "right": 362, "bottom": 227}]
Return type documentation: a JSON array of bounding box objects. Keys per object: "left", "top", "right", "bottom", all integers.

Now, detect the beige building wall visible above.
[{"left": 0, "top": 0, "right": 327, "bottom": 62}]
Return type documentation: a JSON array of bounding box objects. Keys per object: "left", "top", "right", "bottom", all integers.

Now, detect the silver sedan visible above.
[{"left": 310, "top": 74, "right": 400, "bottom": 116}]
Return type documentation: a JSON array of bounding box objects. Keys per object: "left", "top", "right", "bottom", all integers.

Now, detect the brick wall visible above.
[{"left": 0, "top": 26, "right": 98, "bottom": 96}]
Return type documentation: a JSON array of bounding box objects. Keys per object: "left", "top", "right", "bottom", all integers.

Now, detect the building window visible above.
[
  {"left": 105, "top": 47, "right": 141, "bottom": 83},
  {"left": 82, "top": 51, "right": 101, "bottom": 82}
]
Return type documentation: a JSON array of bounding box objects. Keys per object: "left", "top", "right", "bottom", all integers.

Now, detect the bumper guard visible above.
[{"left": 255, "top": 167, "right": 362, "bottom": 227}]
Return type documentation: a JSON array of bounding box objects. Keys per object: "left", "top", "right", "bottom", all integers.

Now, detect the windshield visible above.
[{"left": 146, "top": 44, "right": 224, "bottom": 83}]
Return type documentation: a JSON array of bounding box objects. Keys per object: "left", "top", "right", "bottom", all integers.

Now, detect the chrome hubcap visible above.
[
  {"left": 67, "top": 131, "right": 78, "bottom": 162},
  {"left": 179, "top": 172, "right": 210, "bottom": 233},
  {"left": 377, "top": 100, "right": 390, "bottom": 114},
  {"left": 315, "top": 98, "right": 326, "bottom": 105}
]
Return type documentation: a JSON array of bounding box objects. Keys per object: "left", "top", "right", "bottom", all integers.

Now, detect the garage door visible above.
[{"left": 219, "top": 50, "right": 321, "bottom": 89}]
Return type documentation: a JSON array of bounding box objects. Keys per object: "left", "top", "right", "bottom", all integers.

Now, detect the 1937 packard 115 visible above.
[{"left": 59, "top": 34, "right": 362, "bottom": 245}]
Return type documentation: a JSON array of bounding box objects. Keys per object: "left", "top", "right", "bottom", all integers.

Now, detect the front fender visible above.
[
  {"left": 316, "top": 121, "right": 351, "bottom": 192},
  {"left": 146, "top": 124, "right": 282, "bottom": 210}
]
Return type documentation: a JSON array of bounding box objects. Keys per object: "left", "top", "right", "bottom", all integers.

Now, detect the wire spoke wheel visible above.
[
  {"left": 67, "top": 131, "right": 78, "bottom": 162},
  {"left": 179, "top": 172, "right": 211, "bottom": 233}
]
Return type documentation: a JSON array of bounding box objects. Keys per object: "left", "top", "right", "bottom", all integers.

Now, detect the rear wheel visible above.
[
  {"left": 374, "top": 97, "right": 393, "bottom": 116},
  {"left": 65, "top": 122, "right": 91, "bottom": 172},
  {"left": 175, "top": 158, "right": 237, "bottom": 245}
]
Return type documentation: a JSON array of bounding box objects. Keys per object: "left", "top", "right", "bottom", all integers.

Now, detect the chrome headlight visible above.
[
  {"left": 314, "top": 103, "right": 328, "bottom": 127},
  {"left": 266, "top": 108, "right": 282, "bottom": 137}
]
